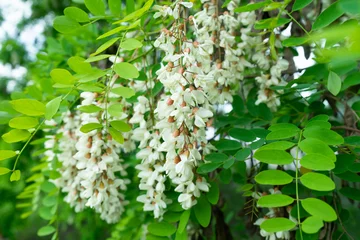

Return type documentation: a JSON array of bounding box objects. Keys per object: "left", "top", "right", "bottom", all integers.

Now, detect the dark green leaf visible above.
[
  {"left": 312, "top": 2, "right": 344, "bottom": 30},
  {"left": 205, "top": 153, "right": 228, "bottom": 163},
  {"left": 148, "top": 222, "right": 176, "bottom": 236},
  {"left": 229, "top": 128, "right": 256, "bottom": 142},
  {"left": 194, "top": 196, "right": 211, "bottom": 227},
  {"left": 197, "top": 162, "right": 222, "bottom": 174},
  {"left": 339, "top": 187, "right": 360, "bottom": 201},
  {"left": 234, "top": 148, "right": 251, "bottom": 161},
  {"left": 214, "top": 139, "right": 241, "bottom": 151},
  {"left": 293, "top": 0, "right": 313, "bottom": 11}
]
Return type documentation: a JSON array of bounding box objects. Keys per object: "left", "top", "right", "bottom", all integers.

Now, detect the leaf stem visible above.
[{"left": 295, "top": 130, "right": 303, "bottom": 240}]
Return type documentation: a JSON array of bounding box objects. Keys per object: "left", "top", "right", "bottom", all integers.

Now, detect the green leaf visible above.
[
  {"left": 206, "top": 182, "right": 219, "bottom": 205},
  {"left": 111, "top": 86, "right": 135, "bottom": 98},
  {"left": 298, "top": 138, "right": 336, "bottom": 162},
  {"left": 260, "top": 141, "right": 295, "bottom": 150},
  {"left": 109, "top": 127, "right": 124, "bottom": 144},
  {"left": 110, "top": 120, "right": 131, "bottom": 132},
  {"left": 327, "top": 71, "right": 342, "bottom": 96},
  {"left": 80, "top": 123, "right": 103, "bottom": 133},
  {"left": 84, "top": 0, "right": 105, "bottom": 16},
  {"left": 91, "top": 38, "right": 119, "bottom": 56},
  {"left": 305, "top": 120, "right": 331, "bottom": 130},
  {"left": 67, "top": 56, "right": 92, "bottom": 73},
  {"left": 42, "top": 195, "right": 57, "bottom": 207},
  {"left": 258, "top": 194, "right": 294, "bottom": 208},
  {"left": 293, "top": 0, "right": 313, "bottom": 11},
  {"left": 78, "top": 104, "right": 102, "bottom": 113},
  {"left": 339, "top": 0, "right": 360, "bottom": 14},
  {"left": 339, "top": 187, "right": 360, "bottom": 201},
  {"left": 301, "top": 198, "right": 337, "bottom": 222},
  {"left": 260, "top": 218, "right": 296, "bottom": 233},
  {"left": 205, "top": 153, "right": 228, "bottom": 163},
  {"left": 2, "top": 129, "right": 31, "bottom": 143},
  {"left": 255, "top": 18, "right": 291, "bottom": 30},
  {"left": 300, "top": 172, "right": 335, "bottom": 191},
  {"left": 114, "top": 62, "right": 140, "bottom": 79},
  {"left": 109, "top": 0, "right": 122, "bottom": 15},
  {"left": 234, "top": 0, "right": 270, "bottom": 12},
  {"left": 301, "top": 154, "right": 335, "bottom": 171},
  {"left": 9, "top": 117, "right": 38, "bottom": 129},
  {"left": 197, "top": 162, "right": 222, "bottom": 174},
  {"left": 178, "top": 210, "right": 190, "bottom": 233},
  {"left": 85, "top": 54, "right": 111, "bottom": 62},
  {"left": 11, "top": 99, "right": 46, "bottom": 116},
  {"left": 214, "top": 139, "right": 242, "bottom": 151},
  {"left": 0, "top": 150, "right": 17, "bottom": 161},
  {"left": 77, "top": 83, "right": 104, "bottom": 92},
  {"left": 50, "top": 69, "right": 76, "bottom": 85},
  {"left": 228, "top": 128, "right": 256, "bottom": 142},
  {"left": 255, "top": 170, "right": 293, "bottom": 185},
  {"left": 97, "top": 19, "right": 141, "bottom": 39},
  {"left": 312, "top": 2, "right": 344, "bottom": 30},
  {"left": 266, "top": 130, "right": 299, "bottom": 140},
  {"left": 302, "top": 216, "right": 324, "bottom": 234},
  {"left": 37, "top": 225, "right": 56, "bottom": 237},
  {"left": 10, "top": 170, "right": 21, "bottom": 182},
  {"left": 45, "top": 97, "right": 62, "bottom": 120},
  {"left": 53, "top": 16, "right": 81, "bottom": 34},
  {"left": 194, "top": 196, "right": 211, "bottom": 227},
  {"left": 41, "top": 181, "right": 57, "bottom": 193},
  {"left": 114, "top": 0, "right": 154, "bottom": 24},
  {"left": 0, "top": 167, "right": 11, "bottom": 175},
  {"left": 120, "top": 38, "right": 143, "bottom": 50},
  {"left": 234, "top": 148, "right": 251, "bottom": 161},
  {"left": 303, "top": 129, "right": 344, "bottom": 145},
  {"left": 310, "top": 114, "right": 329, "bottom": 122},
  {"left": 282, "top": 37, "right": 308, "bottom": 47},
  {"left": 254, "top": 150, "right": 293, "bottom": 165},
  {"left": 108, "top": 104, "right": 123, "bottom": 117},
  {"left": 148, "top": 221, "right": 176, "bottom": 237},
  {"left": 64, "top": 7, "right": 89, "bottom": 22},
  {"left": 77, "top": 69, "right": 107, "bottom": 83}
]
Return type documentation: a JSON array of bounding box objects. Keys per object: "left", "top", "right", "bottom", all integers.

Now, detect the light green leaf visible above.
[
  {"left": 229, "top": 128, "right": 256, "bottom": 142},
  {"left": 109, "top": 127, "right": 124, "bottom": 144},
  {"left": 303, "top": 129, "right": 344, "bottom": 145},
  {"left": 80, "top": 123, "right": 103, "bottom": 133},
  {"left": 77, "top": 69, "right": 107, "bottom": 83},
  {"left": 67, "top": 56, "right": 92, "bottom": 73},
  {"left": 45, "top": 97, "right": 62, "bottom": 120},
  {"left": 120, "top": 38, "right": 143, "bottom": 50},
  {"left": 2, "top": 129, "right": 31, "bottom": 143},
  {"left": 293, "top": 0, "right": 313, "bottom": 11},
  {"left": 77, "top": 83, "right": 104, "bottom": 92},
  {"left": 312, "top": 2, "right": 344, "bottom": 30},
  {"left": 300, "top": 154, "right": 335, "bottom": 170},
  {"left": 53, "top": 16, "right": 81, "bottom": 34},
  {"left": 37, "top": 225, "right": 56, "bottom": 237},
  {"left": 234, "top": 0, "right": 271, "bottom": 13},
  {"left": 310, "top": 114, "right": 329, "bottom": 122},
  {"left": 194, "top": 196, "right": 211, "bottom": 227},
  {"left": 260, "top": 218, "right": 296, "bottom": 233},
  {"left": 110, "top": 120, "right": 131, "bottom": 132},
  {"left": 305, "top": 120, "right": 331, "bottom": 130},
  {"left": 148, "top": 221, "right": 176, "bottom": 237},
  {"left": 9, "top": 117, "right": 38, "bottom": 129},
  {"left": 64, "top": 7, "right": 89, "bottom": 22},
  {"left": 300, "top": 172, "right": 335, "bottom": 191},
  {"left": 11, "top": 99, "right": 46, "bottom": 116},
  {"left": 259, "top": 141, "right": 295, "bottom": 150},
  {"left": 266, "top": 130, "right": 299, "bottom": 140},
  {"left": 113, "top": 0, "right": 154, "bottom": 24},
  {"left": 269, "top": 123, "right": 300, "bottom": 132},
  {"left": 109, "top": 0, "right": 122, "bottom": 15},
  {"left": 85, "top": 54, "right": 111, "bottom": 62},
  {"left": 255, "top": 170, "right": 293, "bottom": 185},
  {"left": 97, "top": 19, "right": 140, "bottom": 39},
  {"left": 327, "top": 71, "right": 342, "bottom": 96},
  {"left": 301, "top": 198, "right": 337, "bottom": 221},
  {"left": 302, "top": 216, "right": 323, "bottom": 234},
  {"left": 254, "top": 150, "right": 293, "bottom": 165},
  {"left": 178, "top": 210, "right": 190, "bottom": 233},
  {"left": 0, "top": 150, "right": 17, "bottom": 161},
  {"left": 84, "top": 0, "right": 105, "bottom": 16},
  {"left": 282, "top": 37, "right": 308, "bottom": 47},
  {"left": 10, "top": 170, "right": 21, "bottom": 182},
  {"left": 258, "top": 194, "right": 294, "bottom": 208},
  {"left": 50, "top": 69, "right": 76, "bottom": 85},
  {"left": 91, "top": 38, "right": 119, "bottom": 56},
  {"left": 108, "top": 104, "right": 123, "bottom": 117},
  {"left": 114, "top": 62, "right": 140, "bottom": 79},
  {"left": 0, "top": 167, "right": 11, "bottom": 175},
  {"left": 111, "top": 86, "right": 135, "bottom": 98},
  {"left": 78, "top": 104, "right": 102, "bottom": 113},
  {"left": 298, "top": 138, "right": 336, "bottom": 162}
]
